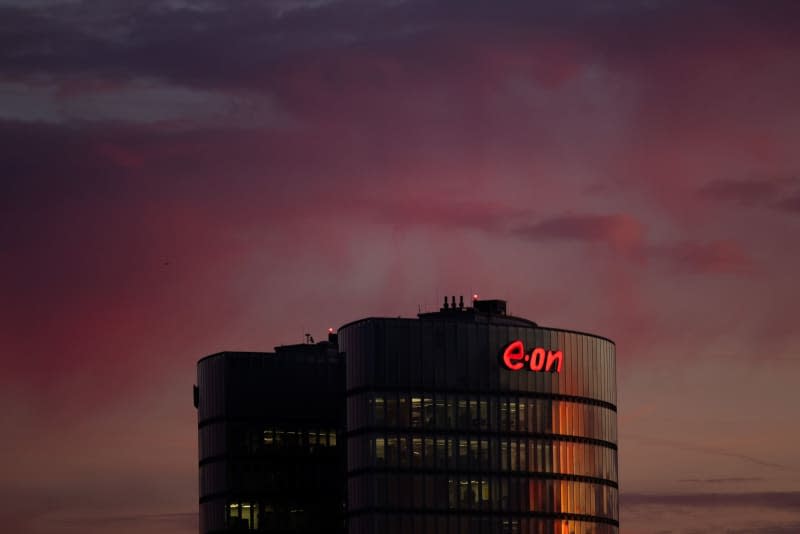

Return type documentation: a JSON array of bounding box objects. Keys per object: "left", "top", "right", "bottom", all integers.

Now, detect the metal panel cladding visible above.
[{"left": 340, "top": 309, "right": 618, "bottom": 534}]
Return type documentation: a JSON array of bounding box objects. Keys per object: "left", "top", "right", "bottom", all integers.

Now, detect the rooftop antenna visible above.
[{"left": 443, "top": 296, "right": 449, "bottom": 310}]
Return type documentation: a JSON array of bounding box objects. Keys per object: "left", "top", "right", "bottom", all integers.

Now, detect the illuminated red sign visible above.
[{"left": 501, "top": 340, "right": 563, "bottom": 373}]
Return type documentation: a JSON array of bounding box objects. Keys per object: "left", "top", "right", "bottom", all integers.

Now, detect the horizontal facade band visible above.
[
  {"left": 199, "top": 491, "right": 345, "bottom": 504},
  {"left": 346, "top": 427, "right": 617, "bottom": 450},
  {"left": 198, "top": 415, "right": 345, "bottom": 429},
  {"left": 345, "top": 467, "right": 618, "bottom": 489},
  {"left": 198, "top": 452, "right": 341, "bottom": 467},
  {"left": 345, "top": 507, "right": 619, "bottom": 527},
  {"left": 336, "top": 317, "right": 616, "bottom": 345},
  {"left": 345, "top": 386, "right": 617, "bottom": 412}
]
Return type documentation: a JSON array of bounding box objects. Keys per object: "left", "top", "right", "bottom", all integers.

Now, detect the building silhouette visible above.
[
  {"left": 195, "top": 338, "right": 345, "bottom": 533},
  {"left": 195, "top": 298, "right": 618, "bottom": 533}
]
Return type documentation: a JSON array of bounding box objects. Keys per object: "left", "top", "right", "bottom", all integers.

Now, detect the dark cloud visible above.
[
  {"left": 624, "top": 434, "right": 788, "bottom": 470},
  {"left": 514, "top": 214, "right": 755, "bottom": 275},
  {"left": 657, "top": 240, "right": 754, "bottom": 275},
  {"left": 727, "top": 522, "right": 800, "bottom": 534},
  {"left": 621, "top": 491, "right": 800, "bottom": 510},
  {"left": 2, "top": 0, "right": 799, "bottom": 97},
  {"left": 777, "top": 191, "right": 800, "bottom": 213},
  {"left": 679, "top": 477, "right": 764, "bottom": 484},
  {"left": 515, "top": 213, "right": 646, "bottom": 255},
  {"left": 59, "top": 511, "right": 197, "bottom": 530},
  {"left": 699, "top": 177, "right": 800, "bottom": 215},
  {"left": 699, "top": 178, "right": 785, "bottom": 206}
]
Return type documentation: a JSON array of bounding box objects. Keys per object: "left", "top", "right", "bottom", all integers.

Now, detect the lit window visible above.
[
  {"left": 435, "top": 398, "right": 446, "bottom": 428},
  {"left": 375, "top": 438, "right": 386, "bottom": 464},
  {"left": 423, "top": 397, "right": 434, "bottom": 426},
  {"left": 510, "top": 441, "right": 518, "bottom": 470},
  {"left": 436, "top": 438, "right": 447, "bottom": 468},
  {"left": 240, "top": 504, "right": 252, "bottom": 529},
  {"left": 424, "top": 437, "right": 434, "bottom": 468},
  {"left": 509, "top": 401, "right": 518, "bottom": 431},
  {"left": 412, "top": 437, "right": 423, "bottom": 466},
  {"left": 411, "top": 397, "right": 423, "bottom": 427},
  {"left": 458, "top": 438, "right": 469, "bottom": 465},
  {"left": 469, "top": 400, "right": 480, "bottom": 428},
  {"left": 458, "top": 399, "right": 469, "bottom": 428},
  {"left": 374, "top": 397, "right": 385, "bottom": 425}
]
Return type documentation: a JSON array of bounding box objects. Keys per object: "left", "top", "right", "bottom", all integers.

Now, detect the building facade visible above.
[
  {"left": 340, "top": 299, "right": 618, "bottom": 534},
  {"left": 195, "top": 339, "right": 346, "bottom": 533},
  {"left": 195, "top": 298, "right": 618, "bottom": 533}
]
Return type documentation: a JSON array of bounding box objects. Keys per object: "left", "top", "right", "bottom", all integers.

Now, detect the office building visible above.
[
  {"left": 341, "top": 298, "right": 618, "bottom": 534},
  {"left": 195, "top": 337, "right": 346, "bottom": 533},
  {"left": 195, "top": 298, "right": 618, "bottom": 533}
]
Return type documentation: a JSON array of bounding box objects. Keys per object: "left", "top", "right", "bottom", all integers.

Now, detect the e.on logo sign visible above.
[{"left": 501, "top": 340, "right": 563, "bottom": 373}]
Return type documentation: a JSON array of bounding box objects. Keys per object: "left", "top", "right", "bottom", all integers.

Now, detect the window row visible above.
[
  {"left": 349, "top": 514, "right": 618, "bottom": 534},
  {"left": 225, "top": 501, "right": 343, "bottom": 532},
  {"left": 201, "top": 423, "right": 340, "bottom": 458},
  {"left": 262, "top": 427, "right": 338, "bottom": 449},
  {"left": 347, "top": 473, "right": 617, "bottom": 519},
  {"left": 348, "top": 393, "right": 616, "bottom": 443},
  {"left": 348, "top": 435, "right": 617, "bottom": 481}
]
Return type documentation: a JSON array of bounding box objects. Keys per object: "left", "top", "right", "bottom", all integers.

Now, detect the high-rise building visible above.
[
  {"left": 195, "top": 337, "right": 346, "bottom": 534},
  {"left": 195, "top": 298, "right": 618, "bottom": 533},
  {"left": 341, "top": 298, "right": 618, "bottom": 534}
]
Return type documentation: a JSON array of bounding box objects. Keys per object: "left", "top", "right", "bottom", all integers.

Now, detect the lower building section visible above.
[
  {"left": 202, "top": 497, "right": 343, "bottom": 532},
  {"left": 348, "top": 514, "right": 617, "bottom": 534},
  {"left": 196, "top": 345, "right": 345, "bottom": 533},
  {"left": 347, "top": 473, "right": 617, "bottom": 520}
]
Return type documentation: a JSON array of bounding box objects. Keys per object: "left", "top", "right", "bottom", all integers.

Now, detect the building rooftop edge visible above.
[
  {"left": 196, "top": 350, "right": 276, "bottom": 365},
  {"left": 336, "top": 315, "right": 615, "bottom": 345},
  {"left": 197, "top": 340, "right": 342, "bottom": 365}
]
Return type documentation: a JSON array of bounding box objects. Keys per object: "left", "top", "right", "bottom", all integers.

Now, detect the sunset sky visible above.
[{"left": 2, "top": 1, "right": 800, "bottom": 532}]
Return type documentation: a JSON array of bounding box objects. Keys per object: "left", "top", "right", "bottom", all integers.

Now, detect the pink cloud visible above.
[{"left": 659, "top": 240, "right": 754, "bottom": 275}]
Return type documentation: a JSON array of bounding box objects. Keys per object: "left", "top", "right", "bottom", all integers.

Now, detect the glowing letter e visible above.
[{"left": 502, "top": 340, "right": 525, "bottom": 371}]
